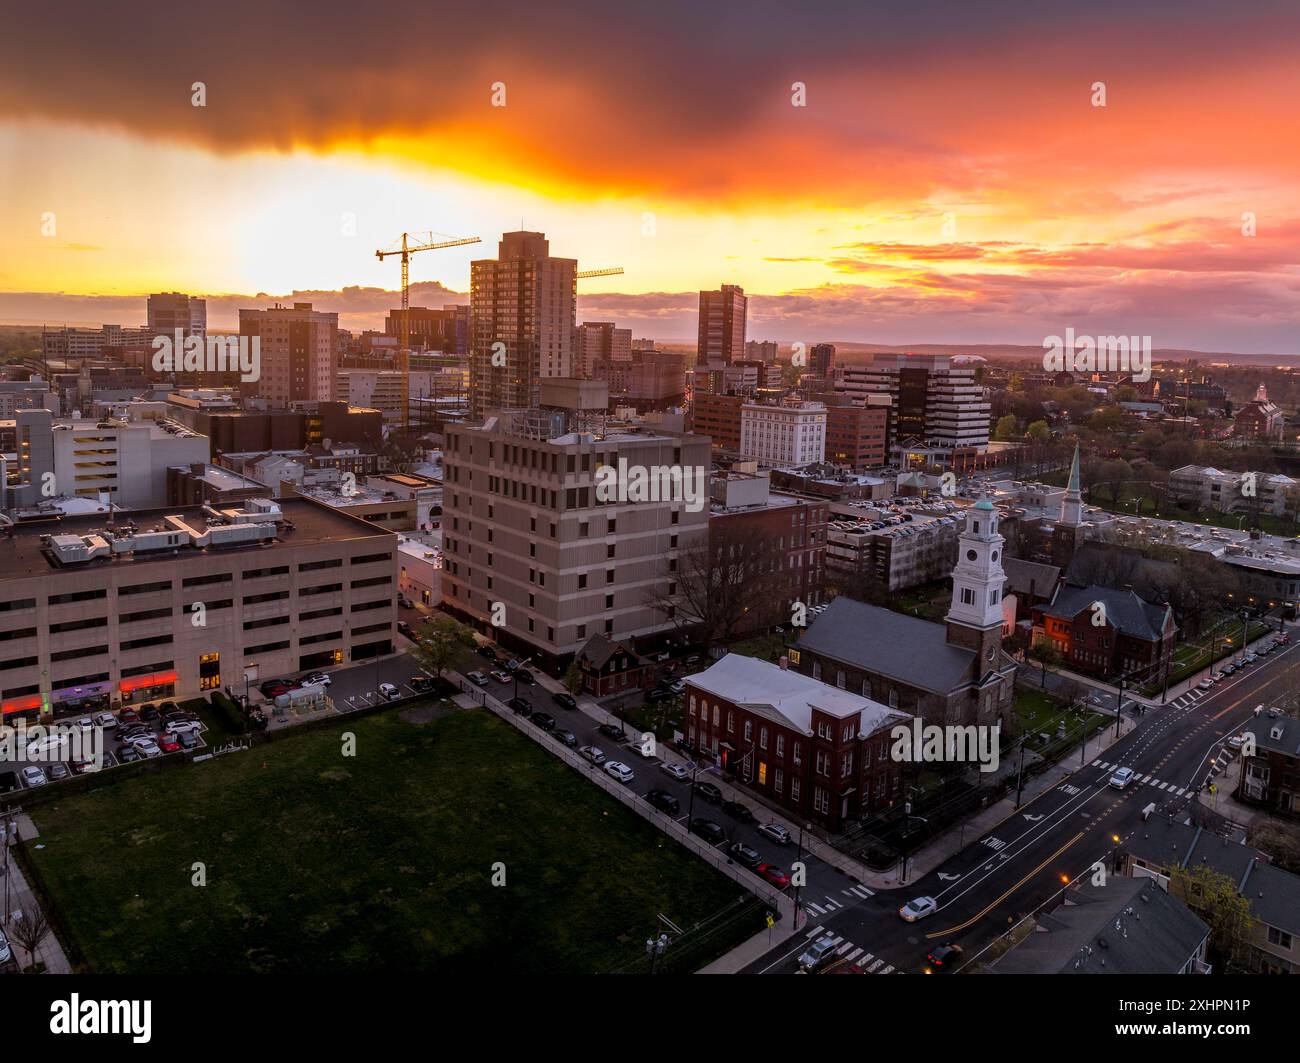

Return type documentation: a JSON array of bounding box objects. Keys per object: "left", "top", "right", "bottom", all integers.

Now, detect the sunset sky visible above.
[{"left": 2, "top": 0, "right": 1298, "bottom": 350}]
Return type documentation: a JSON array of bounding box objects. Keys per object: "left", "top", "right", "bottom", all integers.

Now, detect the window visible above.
[
  {"left": 1267, "top": 926, "right": 1293, "bottom": 950},
  {"left": 743, "top": 720, "right": 753, "bottom": 741},
  {"left": 776, "top": 735, "right": 784, "bottom": 757},
  {"left": 961, "top": 587, "right": 975, "bottom": 605}
]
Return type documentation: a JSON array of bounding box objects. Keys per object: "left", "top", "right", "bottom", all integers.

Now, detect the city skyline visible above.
[{"left": 2, "top": 0, "right": 1299, "bottom": 351}]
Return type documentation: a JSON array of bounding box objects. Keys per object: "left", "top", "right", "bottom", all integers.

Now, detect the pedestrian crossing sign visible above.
[{"left": 765, "top": 913, "right": 775, "bottom": 929}]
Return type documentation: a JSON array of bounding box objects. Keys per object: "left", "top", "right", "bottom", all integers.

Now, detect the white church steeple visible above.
[
  {"left": 1060, "top": 443, "right": 1083, "bottom": 527},
  {"left": 946, "top": 496, "right": 1007, "bottom": 645}
]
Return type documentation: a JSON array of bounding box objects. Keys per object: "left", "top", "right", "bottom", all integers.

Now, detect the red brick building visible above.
[
  {"left": 1031, "top": 583, "right": 1175, "bottom": 683},
  {"left": 686, "top": 654, "right": 909, "bottom": 831},
  {"left": 825, "top": 402, "right": 888, "bottom": 471},
  {"left": 1234, "top": 383, "right": 1284, "bottom": 442},
  {"left": 691, "top": 392, "right": 744, "bottom": 452},
  {"left": 575, "top": 634, "right": 648, "bottom": 696}
]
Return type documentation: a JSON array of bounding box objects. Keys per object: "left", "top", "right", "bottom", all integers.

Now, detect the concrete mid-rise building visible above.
[
  {"left": 439, "top": 414, "right": 711, "bottom": 670},
  {"left": 0, "top": 496, "right": 396, "bottom": 720},
  {"left": 696, "top": 284, "right": 747, "bottom": 366},
  {"left": 238, "top": 302, "right": 338, "bottom": 408},
  {"left": 574, "top": 321, "right": 632, "bottom": 378},
  {"left": 147, "top": 292, "right": 207, "bottom": 342},
  {"left": 836, "top": 354, "right": 990, "bottom": 450},
  {"left": 739, "top": 401, "right": 826, "bottom": 467}
]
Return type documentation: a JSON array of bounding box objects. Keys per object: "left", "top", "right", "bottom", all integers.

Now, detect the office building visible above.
[
  {"left": 147, "top": 292, "right": 207, "bottom": 342},
  {"left": 575, "top": 321, "right": 632, "bottom": 378},
  {"left": 739, "top": 402, "right": 826, "bottom": 467},
  {"left": 696, "top": 284, "right": 747, "bottom": 366},
  {"left": 238, "top": 302, "right": 338, "bottom": 408},
  {"left": 835, "top": 354, "right": 990, "bottom": 450}
]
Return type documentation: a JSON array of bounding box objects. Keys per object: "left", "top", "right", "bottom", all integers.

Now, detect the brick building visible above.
[
  {"left": 1031, "top": 583, "right": 1175, "bottom": 683},
  {"left": 686, "top": 654, "right": 908, "bottom": 831},
  {"left": 691, "top": 392, "right": 744, "bottom": 452}
]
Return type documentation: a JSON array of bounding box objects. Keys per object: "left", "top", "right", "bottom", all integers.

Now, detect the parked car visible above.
[
  {"left": 118, "top": 746, "right": 141, "bottom": 763},
  {"left": 117, "top": 709, "right": 140, "bottom": 725},
  {"left": 514, "top": 669, "right": 536, "bottom": 686},
  {"left": 93, "top": 711, "right": 117, "bottom": 729},
  {"left": 1221, "top": 663, "right": 1237, "bottom": 675},
  {"left": 139, "top": 704, "right": 161, "bottom": 721},
  {"left": 410, "top": 676, "right": 433, "bottom": 693},
  {"left": 117, "top": 726, "right": 149, "bottom": 743},
  {"left": 646, "top": 789, "right": 680, "bottom": 815},
  {"left": 490, "top": 670, "right": 512, "bottom": 684},
  {"left": 378, "top": 683, "right": 400, "bottom": 700},
  {"left": 579, "top": 746, "right": 607, "bottom": 765},
  {"left": 164, "top": 719, "right": 202, "bottom": 736},
  {"left": 660, "top": 762, "right": 690, "bottom": 781},
  {"left": 721, "top": 800, "right": 755, "bottom": 823},
  {"left": 1245, "top": 652, "right": 1259, "bottom": 663},
  {"left": 1196, "top": 678, "right": 1214, "bottom": 691},
  {"left": 476, "top": 644, "right": 497, "bottom": 660},
  {"left": 552, "top": 730, "right": 578, "bottom": 748},
  {"left": 259, "top": 681, "right": 289, "bottom": 698},
  {"left": 1227, "top": 734, "right": 1246, "bottom": 751},
  {"left": 693, "top": 781, "right": 723, "bottom": 804},
  {"left": 158, "top": 701, "right": 179, "bottom": 714},
  {"left": 597, "top": 722, "right": 627, "bottom": 742},
  {"left": 552, "top": 691, "right": 578, "bottom": 710},
  {"left": 0, "top": 926, "right": 10, "bottom": 966},
  {"left": 466, "top": 671, "right": 490, "bottom": 687},
  {"left": 531, "top": 711, "right": 557, "bottom": 730},
  {"left": 644, "top": 686, "right": 674, "bottom": 703},
  {"left": 729, "top": 842, "right": 762, "bottom": 869},
  {"left": 798, "top": 934, "right": 840, "bottom": 973},
  {"left": 1210, "top": 671, "right": 1224, "bottom": 683},
  {"left": 305, "top": 673, "right": 332, "bottom": 687},
  {"left": 926, "top": 943, "right": 964, "bottom": 972},
  {"left": 689, "top": 818, "right": 725, "bottom": 844},
  {"left": 158, "top": 733, "right": 181, "bottom": 753},
  {"left": 21, "top": 766, "right": 48, "bottom": 787},
  {"left": 1109, "top": 766, "right": 1135, "bottom": 790},
  {"left": 177, "top": 731, "right": 199, "bottom": 750},
  {"left": 758, "top": 822, "right": 792, "bottom": 846},
  {"left": 134, "top": 738, "right": 163, "bottom": 758},
  {"left": 507, "top": 697, "right": 533, "bottom": 717},
  {"left": 899, "top": 896, "right": 938, "bottom": 922},
  {"left": 668, "top": 679, "right": 685, "bottom": 695},
  {"left": 48, "top": 763, "right": 70, "bottom": 781},
  {"left": 756, "top": 863, "right": 791, "bottom": 889},
  {"left": 75, "top": 716, "right": 95, "bottom": 732},
  {"left": 397, "top": 621, "right": 415, "bottom": 639},
  {"left": 71, "top": 759, "right": 100, "bottom": 774},
  {"left": 604, "top": 761, "right": 634, "bottom": 784}
]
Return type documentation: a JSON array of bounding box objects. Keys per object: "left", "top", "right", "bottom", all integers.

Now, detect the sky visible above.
[{"left": 1, "top": 0, "right": 1298, "bottom": 351}]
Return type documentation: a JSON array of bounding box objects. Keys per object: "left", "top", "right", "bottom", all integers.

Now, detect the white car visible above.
[
  {"left": 378, "top": 683, "right": 400, "bottom": 700},
  {"left": 659, "top": 762, "right": 690, "bottom": 781},
  {"left": 305, "top": 673, "right": 331, "bottom": 687},
  {"left": 758, "top": 822, "right": 791, "bottom": 846},
  {"left": 899, "top": 896, "right": 938, "bottom": 922},
  {"left": 94, "top": 712, "right": 117, "bottom": 729},
  {"left": 164, "top": 719, "right": 203, "bottom": 736},
  {"left": 0, "top": 926, "right": 10, "bottom": 964},
  {"left": 21, "top": 766, "right": 48, "bottom": 788},
  {"left": 134, "top": 738, "right": 162, "bottom": 758},
  {"left": 1227, "top": 734, "right": 1246, "bottom": 751},
  {"left": 1109, "top": 766, "right": 1135, "bottom": 789},
  {"left": 466, "top": 671, "right": 489, "bottom": 687},
  {"left": 1196, "top": 678, "right": 1214, "bottom": 691},
  {"left": 604, "top": 761, "right": 634, "bottom": 784},
  {"left": 76, "top": 716, "right": 95, "bottom": 732}
]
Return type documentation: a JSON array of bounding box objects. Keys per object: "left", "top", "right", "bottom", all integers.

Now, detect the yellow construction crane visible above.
[
  {"left": 375, "top": 232, "right": 481, "bottom": 430},
  {"left": 576, "top": 267, "right": 624, "bottom": 279}
]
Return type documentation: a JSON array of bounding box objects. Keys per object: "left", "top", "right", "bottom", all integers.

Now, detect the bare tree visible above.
[
  {"left": 7, "top": 901, "right": 51, "bottom": 974},
  {"left": 646, "top": 521, "right": 786, "bottom": 647}
]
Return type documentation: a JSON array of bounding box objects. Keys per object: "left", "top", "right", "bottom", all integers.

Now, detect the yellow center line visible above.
[{"left": 925, "top": 832, "right": 1085, "bottom": 940}]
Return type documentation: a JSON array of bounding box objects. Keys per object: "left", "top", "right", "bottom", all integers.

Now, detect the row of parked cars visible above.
[{"left": 1196, "top": 632, "right": 1289, "bottom": 690}]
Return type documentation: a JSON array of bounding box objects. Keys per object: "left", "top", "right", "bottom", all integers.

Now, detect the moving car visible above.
[
  {"left": 378, "top": 683, "right": 400, "bottom": 700},
  {"left": 1109, "top": 766, "right": 1135, "bottom": 790},
  {"left": 757, "top": 822, "right": 791, "bottom": 846},
  {"left": 899, "top": 896, "right": 938, "bottom": 922},
  {"left": 926, "top": 943, "right": 964, "bottom": 972},
  {"left": 756, "top": 863, "right": 790, "bottom": 889},
  {"left": 646, "top": 789, "right": 680, "bottom": 814},
  {"left": 689, "top": 818, "right": 725, "bottom": 844},
  {"left": 660, "top": 762, "right": 690, "bottom": 781},
  {"left": 728, "top": 842, "right": 761, "bottom": 869},
  {"left": 552, "top": 691, "right": 578, "bottom": 710},
  {"left": 21, "top": 766, "right": 48, "bottom": 788},
  {"left": 466, "top": 671, "right": 490, "bottom": 687},
  {"left": 798, "top": 934, "right": 840, "bottom": 973},
  {"left": 693, "top": 781, "right": 722, "bottom": 804},
  {"left": 721, "top": 800, "right": 755, "bottom": 823},
  {"left": 579, "top": 745, "right": 606, "bottom": 765},
  {"left": 604, "top": 761, "right": 634, "bottom": 784}
]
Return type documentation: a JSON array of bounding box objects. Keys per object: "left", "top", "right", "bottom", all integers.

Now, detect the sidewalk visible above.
[{"left": 2, "top": 813, "right": 72, "bottom": 974}]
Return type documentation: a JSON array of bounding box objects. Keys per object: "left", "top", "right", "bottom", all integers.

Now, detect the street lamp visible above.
[{"left": 645, "top": 932, "right": 669, "bottom": 974}]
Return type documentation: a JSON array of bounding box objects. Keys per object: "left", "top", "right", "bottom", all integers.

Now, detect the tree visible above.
[
  {"left": 561, "top": 661, "right": 584, "bottom": 696},
  {"left": 646, "top": 521, "right": 785, "bottom": 647},
  {"left": 994, "top": 414, "right": 1020, "bottom": 441},
  {"left": 1168, "top": 864, "right": 1257, "bottom": 969},
  {"left": 412, "top": 614, "right": 477, "bottom": 681},
  {"left": 7, "top": 901, "right": 51, "bottom": 974},
  {"left": 1025, "top": 420, "right": 1051, "bottom": 443},
  {"left": 1246, "top": 821, "right": 1300, "bottom": 876},
  {"left": 1027, "top": 639, "right": 1063, "bottom": 687}
]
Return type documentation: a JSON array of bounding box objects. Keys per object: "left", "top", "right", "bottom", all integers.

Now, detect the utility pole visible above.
[{"left": 1, "top": 806, "right": 17, "bottom": 927}]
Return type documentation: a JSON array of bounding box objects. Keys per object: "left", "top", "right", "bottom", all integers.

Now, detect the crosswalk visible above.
[
  {"left": 1092, "top": 760, "right": 1191, "bottom": 797},
  {"left": 803, "top": 924, "right": 901, "bottom": 974},
  {"left": 801, "top": 883, "right": 874, "bottom": 916}
]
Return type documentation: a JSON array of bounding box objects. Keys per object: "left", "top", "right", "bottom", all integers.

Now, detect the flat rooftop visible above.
[{"left": 0, "top": 496, "right": 392, "bottom": 582}]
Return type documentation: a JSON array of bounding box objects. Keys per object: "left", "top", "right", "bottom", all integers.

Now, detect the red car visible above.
[
  {"left": 118, "top": 709, "right": 141, "bottom": 725},
  {"left": 157, "top": 733, "right": 181, "bottom": 753},
  {"left": 756, "top": 863, "right": 791, "bottom": 889}
]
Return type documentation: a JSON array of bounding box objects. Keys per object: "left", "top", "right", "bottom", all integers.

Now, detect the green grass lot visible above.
[{"left": 28, "top": 707, "right": 756, "bottom": 974}]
